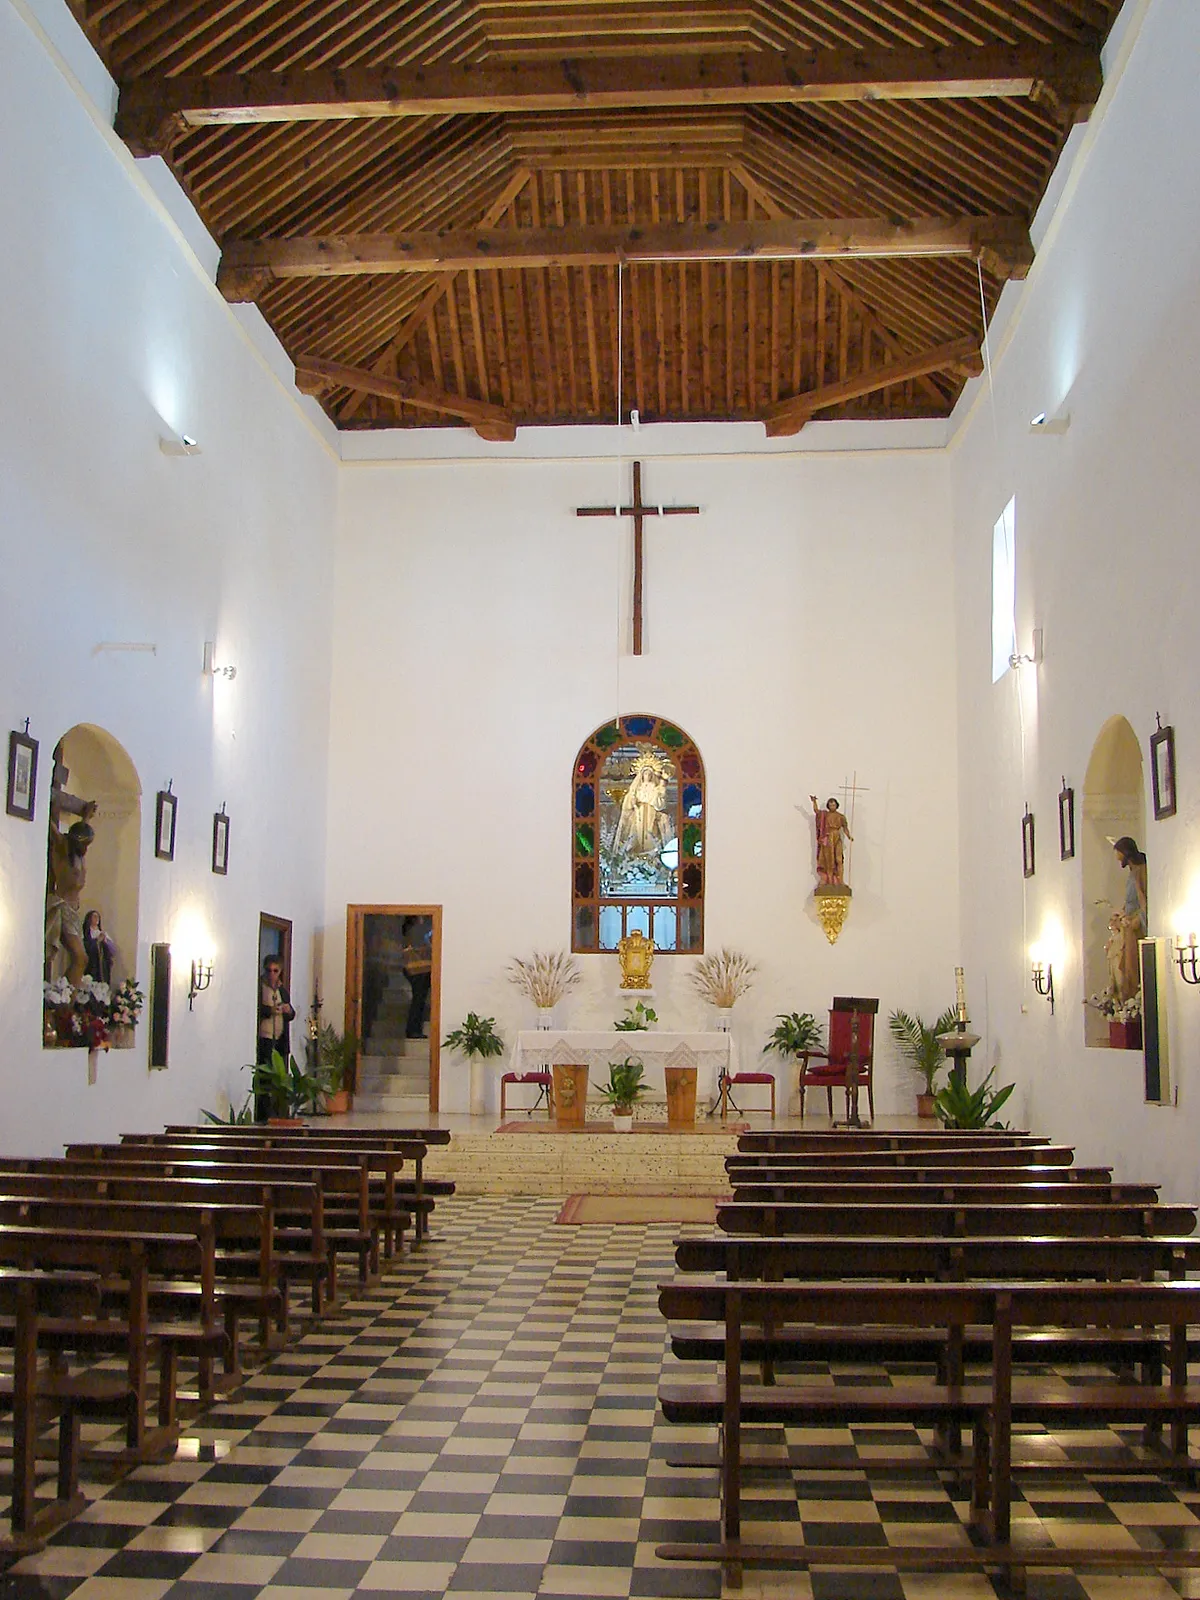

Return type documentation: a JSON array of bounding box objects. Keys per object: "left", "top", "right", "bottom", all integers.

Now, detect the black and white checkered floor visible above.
[{"left": 4, "top": 1194, "right": 1200, "bottom": 1599}]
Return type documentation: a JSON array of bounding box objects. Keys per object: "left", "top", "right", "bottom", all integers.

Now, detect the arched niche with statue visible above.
[
  {"left": 43, "top": 724, "right": 142, "bottom": 1049},
  {"left": 1081, "top": 715, "right": 1146, "bottom": 1049}
]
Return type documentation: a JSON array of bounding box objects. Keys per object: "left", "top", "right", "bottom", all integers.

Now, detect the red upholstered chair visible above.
[
  {"left": 500, "top": 1070, "right": 554, "bottom": 1119},
  {"left": 797, "top": 997, "right": 879, "bottom": 1122},
  {"left": 725, "top": 1068, "right": 776, "bottom": 1117}
]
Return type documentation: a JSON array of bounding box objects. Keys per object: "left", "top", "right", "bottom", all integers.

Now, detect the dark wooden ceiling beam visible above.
[
  {"left": 116, "top": 42, "right": 1101, "bottom": 154},
  {"left": 294, "top": 354, "right": 517, "bottom": 440},
  {"left": 762, "top": 333, "right": 984, "bottom": 435},
  {"left": 218, "top": 214, "right": 1033, "bottom": 298}
]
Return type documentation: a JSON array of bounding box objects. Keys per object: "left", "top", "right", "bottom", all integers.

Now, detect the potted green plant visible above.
[
  {"left": 933, "top": 1064, "right": 1015, "bottom": 1129},
  {"left": 248, "top": 1048, "right": 324, "bottom": 1122},
  {"left": 615, "top": 1001, "right": 657, "bottom": 1031},
  {"left": 888, "top": 1006, "right": 958, "bottom": 1117},
  {"left": 442, "top": 1012, "right": 505, "bottom": 1115},
  {"left": 762, "top": 1012, "right": 824, "bottom": 1118},
  {"left": 316, "top": 1023, "right": 358, "bottom": 1114},
  {"left": 598, "top": 1056, "right": 648, "bottom": 1130},
  {"left": 201, "top": 1091, "right": 255, "bottom": 1125}
]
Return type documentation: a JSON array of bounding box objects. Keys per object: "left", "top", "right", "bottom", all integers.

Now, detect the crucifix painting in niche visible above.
[{"left": 572, "top": 716, "right": 704, "bottom": 955}]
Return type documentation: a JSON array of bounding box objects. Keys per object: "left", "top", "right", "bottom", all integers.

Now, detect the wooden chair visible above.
[
  {"left": 724, "top": 1069, "right": 775, "bottom": 1117},
  {"left": 500, "top": 1070, "right": 553, "bottom": 1119},
  {"left": 796, "top": 997, "right": 879, "bottom": 1122}
]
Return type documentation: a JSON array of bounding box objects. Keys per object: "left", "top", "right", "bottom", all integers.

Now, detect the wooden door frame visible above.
[{"left": 345, "top": 905, "right": 442, "bottom": 1111}]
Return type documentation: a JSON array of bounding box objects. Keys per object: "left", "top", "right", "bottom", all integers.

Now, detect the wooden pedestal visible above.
[
  {"left": 552, "top": 1063, "right": 589, "bottom": 1127},
  {"left": 664, "top": 1066, "right": 698, "bottom": 1127}
]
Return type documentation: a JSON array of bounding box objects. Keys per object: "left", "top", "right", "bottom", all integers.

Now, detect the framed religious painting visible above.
[
  {"left": 1058, "top": 780, "right": 1075, "bottom": 861},
  {"left": 1150, "top": 718, "right": 1176, "bottom": 820},
  {"left": 212, "top": 806, "right": 229, "bottom": 875},
  {"left": 155, "top": 787, "right": 177, "bottom": 861},
  {"left": 1021, "top": 807, "right": 1036, "bottom": 879},
  {"left": 6, "top": 727, "right": 38, "bottom": 820}
]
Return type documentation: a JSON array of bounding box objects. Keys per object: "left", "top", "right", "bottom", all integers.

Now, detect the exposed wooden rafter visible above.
[
  {"left": 763, "top": 335, "right": 983, "bottom": 436},
  {"left": 219, "top": 215, "right": 1033, "bottom": 299},
  {"left": 116, "top": 44, "right": 1102, "bottom": 156},
  {"left": 295, "top": 356, "right": 517, "bottom": 441}
]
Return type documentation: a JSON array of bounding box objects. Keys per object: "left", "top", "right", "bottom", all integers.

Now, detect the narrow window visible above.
[{"left": 992, "top": 496, "right": 1017, "bottom": 683}]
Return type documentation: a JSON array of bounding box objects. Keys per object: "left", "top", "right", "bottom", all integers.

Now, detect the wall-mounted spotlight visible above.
[
  {"left": 1029, "top": 411, "right": 1070, "bottom": 436},
  {"left": 1031, "top": 958, "right": 1055, "bottom": 1013},
  {"left": 202, "top": 641, "right": 237, "bottom": 681},
  {"left": 1174, "top": 935, "right": 1200, "bottom": 986},
  {"left": 160, "top": 431, "right": 202, "bottom": 457},
  {"left": 188, "top": 957, "right": 214, "bottom": 1010},
  {"left": 1008, "top": 627, "right": 1044, "bottom": 670},
  {"left": 629, "top": 408, "right": 640, "bottom": 429}
]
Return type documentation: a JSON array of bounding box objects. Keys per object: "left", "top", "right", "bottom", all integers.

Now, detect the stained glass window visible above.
[{"left": 571, "top": 716, "right": 705, "bottom": 954}]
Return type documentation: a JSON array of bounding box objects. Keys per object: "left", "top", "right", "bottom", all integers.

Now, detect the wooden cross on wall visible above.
[{"left": 576, "top": 462, "right": 700, "bottom": 655}]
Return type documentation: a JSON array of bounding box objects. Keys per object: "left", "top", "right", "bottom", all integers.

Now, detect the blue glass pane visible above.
[
  {"left": 626, "top": 904, "right": 650, "bottom": 937},
  {"left": 598, "top": 905, "right": 622, "bottom": 951},
  {"left": 682, "top": 784, "right": 702, "bottom": 815},
  {"left": 652, "top": 906, "right": 678, "bottom": 951},
  {"left": 575, "top": 783, "right": 595, "bottom": 817},
  {"left": 622, "top": 715, "right": 655, "bottom": 737}
]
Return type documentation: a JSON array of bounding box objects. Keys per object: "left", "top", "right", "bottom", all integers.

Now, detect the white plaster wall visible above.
[
  {"left": 949, "top": 0, "right": 1200, "bottom": 1196},
  {"left": 325, "top": 449, "right": 961, "bottom": 1112},
  {"left": 0, "top": 0, "right": 337, "bottom": 1149}
]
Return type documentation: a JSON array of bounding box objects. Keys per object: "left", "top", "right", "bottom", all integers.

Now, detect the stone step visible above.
[{"left": 353, "top": 1091, "right": 430, "bottom": 1114}]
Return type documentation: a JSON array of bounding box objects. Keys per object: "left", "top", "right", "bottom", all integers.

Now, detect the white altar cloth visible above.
[{"left": 506, "top": 1030, "right": 737, "bottom": 1103}]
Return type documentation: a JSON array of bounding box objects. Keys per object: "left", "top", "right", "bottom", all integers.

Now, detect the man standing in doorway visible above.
[
  {"left": 257, "top": 957, "right": 295, "bottom": 1065},
  {"left": 401, "top": 917, "right": 433, "bottom": 1041}
]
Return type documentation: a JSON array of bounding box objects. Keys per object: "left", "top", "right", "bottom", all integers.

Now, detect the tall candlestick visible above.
[{"left": 955, "top": 966, "right": 968, "bottom": 1023}]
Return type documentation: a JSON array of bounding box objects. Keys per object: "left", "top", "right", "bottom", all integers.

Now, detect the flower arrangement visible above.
[
  {"left": 688, "top": 948, "right": 757, "bottom": 1009},
  {"left": 1086, "top": 990, "right": 1142, "bottom": 1021},
  {"left": 615, "top": 1001, "right": 657, "bottom": 1031},
  {"left": 43, "top": 975, "right": 113, "bottom": 1049},
  {"left": 507, "top": 950, "right": 582, "bottom": 1008},
  {"left": 43, "top": 974, "right": 144, "bottom": 1048},
  {"left": 110, "top": 978, "right": 145, "bottom": 1030}
]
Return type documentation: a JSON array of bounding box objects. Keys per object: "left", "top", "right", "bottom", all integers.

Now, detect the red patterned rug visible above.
[{"left": 494, "top": 1119, "right": 747, "bottom": 1134}]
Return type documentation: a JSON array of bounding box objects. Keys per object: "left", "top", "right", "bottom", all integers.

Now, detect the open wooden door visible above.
[{"left": 345, "top": 905, "right": 441, "bottom": 1111}]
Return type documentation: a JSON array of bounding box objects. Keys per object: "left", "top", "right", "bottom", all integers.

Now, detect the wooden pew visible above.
[
  {"left": 726, "top": 1160, "right": 1102, "bottom": 1186},
  {"left": 128, "top": 1131, "right": 449, "bottom": 1244},
  {"left": 731, "top": 1143, "right": 1079, "bottom": 1167},
  {"left": 0, "top": 1268, "right": 114, "bottom": 1550},
  {"left": 108, "top": 1136, "right": 428, "bottom": 1252},
  {"left": 736, "top": 1130, "right": 1049, "bottom": 1152},
  {"left": 656, "top": 1278, "right": 1200, "bottom": 1579},
  {"left": 726, "top": 1178, "right": 1162, "bottom": 1207},
  {"left": 715, "top": 1200, "right": 1198, "bottom": 1238},
  {"left": 62, "top": 1146, "right": 384, "bottom": 1295},
  {"left": 0, "top": 1227, "right": 212, "bottom": 1462}
]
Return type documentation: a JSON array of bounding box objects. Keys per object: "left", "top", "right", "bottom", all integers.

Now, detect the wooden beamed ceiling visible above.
[{"left": 72, "top": 0, "right": 1124, "bottom": 436}]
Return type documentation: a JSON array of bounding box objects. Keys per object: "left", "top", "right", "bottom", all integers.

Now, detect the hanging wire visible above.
[{"left": 614, "top": 261, "right": 624, "bottom": 732}]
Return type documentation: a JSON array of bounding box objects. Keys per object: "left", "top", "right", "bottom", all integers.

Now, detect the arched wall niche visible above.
[
  {"left": 47, "top": 725, "right": 142, "bottom": 1000},
  {"left": 1081, "top": 715, "right": 1145, "bottom": 1047}
]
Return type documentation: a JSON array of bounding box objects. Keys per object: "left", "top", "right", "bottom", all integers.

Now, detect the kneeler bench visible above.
[{"left": 656, "top": 1278, "right": 1200, "bottom": 1586}]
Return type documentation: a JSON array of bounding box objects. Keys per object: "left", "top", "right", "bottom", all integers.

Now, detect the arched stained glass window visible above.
[{"left": 572, "top": 716, "right": 705, "bottom": 954}]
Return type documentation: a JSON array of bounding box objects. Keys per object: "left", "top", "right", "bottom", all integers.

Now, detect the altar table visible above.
[{"left": 505, "top": 1030, "right": 738, "bottom": 1106}]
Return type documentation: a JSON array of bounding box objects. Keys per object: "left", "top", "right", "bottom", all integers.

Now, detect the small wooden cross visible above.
[{"left": 576, "top": 461, "right": 700, "bottom": 655}]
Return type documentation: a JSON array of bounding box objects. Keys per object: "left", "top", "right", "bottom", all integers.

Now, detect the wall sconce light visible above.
[
  {"left": 1031, "top": 959, "right": 1055, "bottom": 1013},
  {"left": 202, "top": 641, "right": 237, "bottom": 681},
  {"left": 160, "top": 431, "right": 201, "bottom": 457},
  {"left": 188, "top": 958, "right": 214, "bottom": 1010},
  {"left": 1029, "top": 410, "right": 1070, "bottom": 435},
  {"left": 1174, "top": 935, "right": 1200, "bottom": 986}
]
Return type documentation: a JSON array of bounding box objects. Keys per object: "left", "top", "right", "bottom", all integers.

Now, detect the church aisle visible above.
[{"left": 2, "top": 1195, "right": 1198, "bottom": 1600}]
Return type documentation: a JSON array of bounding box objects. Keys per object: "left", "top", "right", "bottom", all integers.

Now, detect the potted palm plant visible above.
[
  {"left": 442, "top": 1012, "right": 505, "bottom": 1114},
  {"left": 316, "top": 1023, "right": 358, "bottom": 1114},
  {"left": 888, "top": 1006, "right": 958, "bottom": 1117},
  {"left": 598, "top": 1056, "right": 648, "bottom": 1131},
  {"left": 934, "top": 1064, "right": 1015, "bottom": 1129},
  {"left": 249, "top": 1048, "right": 324, "bottom": 1122}
]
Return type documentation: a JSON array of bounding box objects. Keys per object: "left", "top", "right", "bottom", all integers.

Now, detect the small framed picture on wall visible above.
[
  {"left": 6, "top": 727, "right": 38, "bottom": 821},
  {"left": 1058, "top": 780, "right": 1075, "bottom": 861},
  {"left": 1150, "top": 718, "right": 1176, "bottom": 820},
  {"left": 155, "top": 787, "right": 177, "bottom": 861},
  {"left": 212, "top": 807, "right": 229, "bottom": 875},
  {"left": 1022, "top": 807, "right": 1036, "bottom": 879}
]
